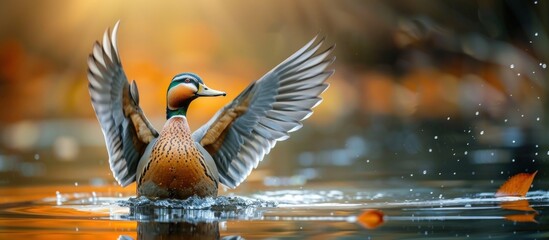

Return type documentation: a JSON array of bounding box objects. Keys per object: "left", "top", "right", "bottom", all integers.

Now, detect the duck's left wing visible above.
[{"left": 193, "top": 37, "right": 335, "bottom": 188}]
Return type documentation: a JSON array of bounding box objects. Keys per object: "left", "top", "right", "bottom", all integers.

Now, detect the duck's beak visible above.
[{"left": 196, "top": 83, "right": 226, "bottom": 97}]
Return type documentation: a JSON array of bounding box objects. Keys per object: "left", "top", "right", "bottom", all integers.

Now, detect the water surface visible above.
[{"left": 0, "top": 180, "right": 547, "bottom": 239}]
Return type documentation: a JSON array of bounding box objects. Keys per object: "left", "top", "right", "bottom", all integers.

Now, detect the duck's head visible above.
[{"left": 166, "top": 72, "right": 225, "bottom": 118}]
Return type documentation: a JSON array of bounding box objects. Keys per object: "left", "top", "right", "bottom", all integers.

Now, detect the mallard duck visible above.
[{"left": 87, "top": 21, "right": 335, "bottom": 199}]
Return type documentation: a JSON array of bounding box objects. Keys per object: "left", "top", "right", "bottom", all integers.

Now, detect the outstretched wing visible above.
[
  {"left": 193, "top": 37, "right": 335, "bottom": 188},
  {"left": 87, "top": 21, "right": 159, "bottom": 186}
]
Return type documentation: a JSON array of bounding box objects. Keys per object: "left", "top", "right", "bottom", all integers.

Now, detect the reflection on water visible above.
[
  {"left": 0, "top": 182, "right": 547, "bottom": 239},
  {"left": 122, "top": 221, "right": 221, "bottom": 240},
  {"left": 121, "top": 208, "right": 245, "bottom": 240}
]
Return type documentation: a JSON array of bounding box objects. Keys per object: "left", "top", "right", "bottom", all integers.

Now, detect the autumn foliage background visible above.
[{"left": 0, "top": 1, "right": 547, "bottom": 187}]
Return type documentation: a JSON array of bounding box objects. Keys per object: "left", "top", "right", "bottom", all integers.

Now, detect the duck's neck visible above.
[
  {"left": 166, "top": 107, "right": 188, "bottom": 119},
  {"left": 166, "top": 96, "right": 196, "bottom": 119}
]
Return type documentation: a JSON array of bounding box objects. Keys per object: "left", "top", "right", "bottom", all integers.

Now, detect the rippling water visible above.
[{"left": 0, "top": 181, "right": 547, "bottom": 239}]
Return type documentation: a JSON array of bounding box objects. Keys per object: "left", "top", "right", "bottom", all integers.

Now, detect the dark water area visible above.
[{"left": 0, "top": 180, "right": 547, "bottom": 239}]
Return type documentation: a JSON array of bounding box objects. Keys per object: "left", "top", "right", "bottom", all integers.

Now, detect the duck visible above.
[{"left": 87, "top": 21, "right": 335, "bottom": 199}]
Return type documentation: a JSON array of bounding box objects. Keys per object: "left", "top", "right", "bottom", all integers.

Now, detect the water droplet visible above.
[
  {"left": 480, "top": 130, "right": 484, "bottom": 135},
  {"left": 56, "top": 191, "right": 62, "bottom": 205},
  {"left": 423, "top": 170, "right": 427, "bottom": 175},
  {"left": 447, "top": 117, "right": 451, "bottom": 120},
  {"left": 475, "top": 111, "right": 479, "bottom": 116},
  {"left": 34, "top": 154, "right": 40, "bottom": 160},
  {"left": 428, "top": 148, "right": 433, "bottom": 153},
  {"left": 409, "top": 188, "right": 413, "bottom": 192},
  {"left": 434, "top": 136, "right": 438, "bottom": 140},
  {"left": 510, "top": 64, "right": 515, "bottom": 69},
  {"left": 534, "top": 32, "right": 539, "bottom": 37},
  {"left": 504, "top": 119, "right": 508, "bottom": 123},
  {"left": 512, "top": 158, "right": 516, "bottom": 162},
  {"left": 537, "top": 117, "right": 541, "bottom": 121},
  {"left": 517, "top": 73, "right": 521, "bottom": 76},
  {"left": 74, "top": 182, "right": 79, "bottom": 187},
  {"left": 543, "top": 63, "right": 547, "bottom": 69},
  {"left": 464, "top": 151, "right": 468, "bottom": 155},
  {"left": 512, "top": 140, "right": 516, "bottom": 144},
  {"left": 453, "top": 172, "right": 457, "bottom": 175},
  {"left": 500, "top": 171, "right": 504, "bottom": 175},
  {"left": 534, "top": 1, "right": 538, "bottom": 4},
  {"left": 410, "top": 173, "right": 414, "bottom": 177}
]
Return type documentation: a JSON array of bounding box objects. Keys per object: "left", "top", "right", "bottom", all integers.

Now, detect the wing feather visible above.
[
  {"left": 87, "top": 21, "right": 158, "bottom": 186},
  {"left": 193, "top": 37, "right": 335, "bottom": 188}
]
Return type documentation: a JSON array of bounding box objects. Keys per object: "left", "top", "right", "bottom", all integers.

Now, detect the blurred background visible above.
[{"left": 0, "top": 0, "right": 547, "bottom": 188}]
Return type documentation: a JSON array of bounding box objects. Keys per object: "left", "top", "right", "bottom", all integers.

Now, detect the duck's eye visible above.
[{"left": 184, "top": 78, "right": 191, "bottom": 83}]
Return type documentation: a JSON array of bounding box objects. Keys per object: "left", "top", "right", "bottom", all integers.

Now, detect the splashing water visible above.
[{"left": 118, "top": 195, "right": 277, "bottom": 210}]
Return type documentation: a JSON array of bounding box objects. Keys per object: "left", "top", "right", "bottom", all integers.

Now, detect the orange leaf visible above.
[
  {"left": 495, "top": 171, "right": 537, "bottom": 197},
  {"left": 357, "top": 209, "right": 385, "bottom": 229}
]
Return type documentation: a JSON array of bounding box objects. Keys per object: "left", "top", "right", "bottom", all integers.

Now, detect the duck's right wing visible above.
[{"left": 87, "top": 21, "right": 159, "bottom": 186}]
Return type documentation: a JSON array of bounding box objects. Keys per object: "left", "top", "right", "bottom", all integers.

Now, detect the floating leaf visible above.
[
  {"left": 357, "top": 209, "right": 384, "bottom": 229},
  {"left": 495, "top": 171, "right": 537, "bottom": 197}
]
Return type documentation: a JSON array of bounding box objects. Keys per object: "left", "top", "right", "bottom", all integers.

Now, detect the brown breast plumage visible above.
[{"left": 137, "top": 116, "right": 218, "bottom": 199}]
